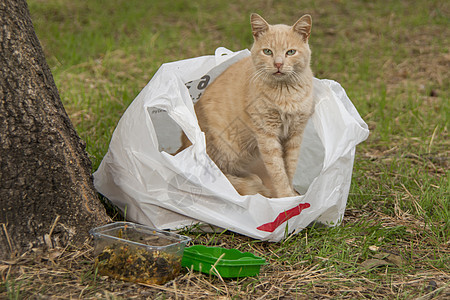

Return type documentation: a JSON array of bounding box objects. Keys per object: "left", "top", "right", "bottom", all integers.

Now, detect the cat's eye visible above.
[
  {"left": 286, "top": 49, "right": 296, "bottom": 56},
  {"left": 263, "top": 49, "right": 273, "bottom": 55}
]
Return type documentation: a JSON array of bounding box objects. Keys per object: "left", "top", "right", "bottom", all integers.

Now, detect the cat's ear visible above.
[
  {"left": 292, "top": 14, "right": 312, "bottom": 41},
  {"left": 251, "top": 13, "right": 270, "bottom": 39}
]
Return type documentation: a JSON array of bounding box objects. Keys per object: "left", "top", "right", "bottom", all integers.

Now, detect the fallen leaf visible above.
[
  {"left": 385, "top": 253, "right": 404, "bottom": 267},
  {"left": 369, "top": 245, "right": 379, "bottom": 251},
  {"left": 360, "top": 259, "right": 390, "bottom": 269},
  {"left": 373, "top": 252, "right": 404, "bottom": 267},
  {"left": 47, "top": 249, "right": 63, "bottom": 261},
  {"left": 345, "top": 238, "right": 356, "bottom": 245}
]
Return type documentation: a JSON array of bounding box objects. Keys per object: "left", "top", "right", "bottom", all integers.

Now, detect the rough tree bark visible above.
[{"left": 0, "top": 0, "right": 110, "bottom": 259}]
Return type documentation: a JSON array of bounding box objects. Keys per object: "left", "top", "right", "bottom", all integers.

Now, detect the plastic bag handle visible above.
[
  {"left": 215, "top": 47, "right": 234, "bottom": 57},
  {"left": 215, "top": 47, "right": 234, "bottom": 65}
]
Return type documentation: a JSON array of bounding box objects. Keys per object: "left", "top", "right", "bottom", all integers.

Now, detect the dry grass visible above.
[
  {"left": 1, "top": 213, "right": 449, "bottom": 300},
  {"left": 2, "top": 203, "right": 449, "bottom": 299}
]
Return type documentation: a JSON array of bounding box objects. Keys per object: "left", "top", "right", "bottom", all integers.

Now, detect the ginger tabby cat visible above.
[{"left": 178, "top": 13, "right": 314, "bottom": 198}]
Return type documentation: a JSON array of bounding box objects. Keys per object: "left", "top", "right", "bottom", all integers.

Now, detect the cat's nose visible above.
[{"left": 275, "top": 62, "right": 283, "bottom": 69}]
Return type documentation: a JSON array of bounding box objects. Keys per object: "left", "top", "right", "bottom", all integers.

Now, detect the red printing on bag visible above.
[{"left": 256, "top": 203, "right": 311, "bottom": 232}]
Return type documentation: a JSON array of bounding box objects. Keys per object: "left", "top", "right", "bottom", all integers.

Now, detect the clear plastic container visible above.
[{"left": 90, "top": 222, "right": 191, "bottom": 284}]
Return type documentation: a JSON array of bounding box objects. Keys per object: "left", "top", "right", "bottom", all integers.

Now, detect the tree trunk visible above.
[{"left": 0, "top": 0, "right": 110, "bottom": 259}]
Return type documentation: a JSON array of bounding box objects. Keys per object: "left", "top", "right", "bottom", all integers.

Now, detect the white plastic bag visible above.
[{"left": 93, "top": 47, "right": 369, "bottom": 242}]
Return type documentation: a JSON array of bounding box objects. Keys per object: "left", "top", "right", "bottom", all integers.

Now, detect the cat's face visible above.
[{"left": 250, "top": 14, "right": 312, "bottom": 84}]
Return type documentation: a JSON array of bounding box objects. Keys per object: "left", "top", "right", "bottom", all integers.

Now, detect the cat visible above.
[{"left": 177, "top": 13, "right": 314, "bottom": 198}]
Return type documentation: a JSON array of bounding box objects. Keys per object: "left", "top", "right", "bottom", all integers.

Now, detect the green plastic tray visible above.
[{"left": 181, "top": 245, "right": 267, "bottom": 278}]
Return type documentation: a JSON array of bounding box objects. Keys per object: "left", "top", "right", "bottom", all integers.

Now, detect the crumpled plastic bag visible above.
[{"left": 93, "top": 47, "right": 369, "bottom": 242}]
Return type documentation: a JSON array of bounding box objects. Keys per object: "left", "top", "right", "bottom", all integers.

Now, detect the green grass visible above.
[{"left": 4, "top": 0, "right": 447, "bottom": 298}]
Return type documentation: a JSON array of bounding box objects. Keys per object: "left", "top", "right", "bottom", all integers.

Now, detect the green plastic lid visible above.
[{"left": 181, "top": 245, "right": 267, "bottom": 278}]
